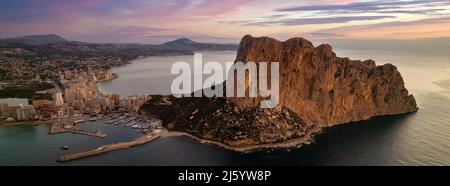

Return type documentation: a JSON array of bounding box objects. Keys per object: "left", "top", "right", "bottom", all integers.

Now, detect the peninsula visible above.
[{"left": 142, "top": 35, "right": 418, "bottom": 151}]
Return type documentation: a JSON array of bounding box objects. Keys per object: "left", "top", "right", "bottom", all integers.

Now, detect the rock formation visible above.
[
  {"left": 142, "top": 35, "right": 418, "bottom": 150},
  {"left": 230, "top": 35, "right": 418, "bottom": 127},
  {"left": 142, "top": 95, "right": 316, "bottom": 147}
]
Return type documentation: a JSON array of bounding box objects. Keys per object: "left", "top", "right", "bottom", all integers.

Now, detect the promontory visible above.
[{"left": 141, "top": 35, "right": 418, "bottom": 151}]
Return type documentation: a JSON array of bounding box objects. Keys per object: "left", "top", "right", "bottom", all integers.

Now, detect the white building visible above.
[{"left": 53, "top": 92, "right": 64, "bottom": 106}]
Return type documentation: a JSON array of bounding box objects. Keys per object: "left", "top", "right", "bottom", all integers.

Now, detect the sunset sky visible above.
[{"left": 1, "top": 0, "right": 449, "bottom": 43}]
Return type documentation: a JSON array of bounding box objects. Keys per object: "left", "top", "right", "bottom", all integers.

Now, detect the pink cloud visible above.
[
  {"left": 1, "top": 0, "right": 449, "bottom": 42},
  {"left": 309, "top": 17, "right": 450, "bottom": 40}
]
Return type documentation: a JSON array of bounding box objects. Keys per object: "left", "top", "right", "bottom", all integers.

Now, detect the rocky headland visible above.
[{"left": 141, "top": 35, "right": 418, "bottom": 151}]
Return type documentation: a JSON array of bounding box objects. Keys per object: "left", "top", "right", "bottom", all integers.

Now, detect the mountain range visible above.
[
  {"left": 0, "top": 34, "right": 238, "bottom": 52},
  {"left": 0, "top": 34, "right": 68, "bottom": 45}
]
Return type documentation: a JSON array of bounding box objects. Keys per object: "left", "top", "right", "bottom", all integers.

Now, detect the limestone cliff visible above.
[
  {"left": 142, "top": 35, "right": 418, "bottom": 149},
  {"left": 230, "top": 35, "right": 418, "bottom": 127}
]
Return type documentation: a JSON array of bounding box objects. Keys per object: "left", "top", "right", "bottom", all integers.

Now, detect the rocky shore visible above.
[
  {"left": 141, "top": 95, "right": 320, "bottom": 149},
  {"left": 164, "top": 127, "right": 320, "bottom": 153}
]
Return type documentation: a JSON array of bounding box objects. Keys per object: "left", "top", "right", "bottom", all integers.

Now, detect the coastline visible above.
[
  {"left": 96, "top": 73, "right": 119, "bottom": 82},
  {"left": 163, "top": 125, "right": 322, "bottom": 153},
  {"left": 1, "top": 119, "right": 53, "bottom": 127},
  {"left": 57, "top": 125, "right": 322, "bottom": 163}
]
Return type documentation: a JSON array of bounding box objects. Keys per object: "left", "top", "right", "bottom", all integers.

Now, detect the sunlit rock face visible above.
[{"left": 229, "top": 35, "right": 418, "bottom": 127}]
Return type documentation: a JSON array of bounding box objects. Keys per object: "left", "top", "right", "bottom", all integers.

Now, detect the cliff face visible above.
[{"left": 230, "top": 35, "right": 418, "bottom": 127}]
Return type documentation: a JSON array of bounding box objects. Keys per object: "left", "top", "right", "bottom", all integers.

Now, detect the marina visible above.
[
  {"left": 49, "top": 122, "right": 107, "bottom": 138},
  {"left": 47, "top": 112, "right": 165, "bottom": 162},
  {"left": 47, "top": 112, "right": 163, "bottom": 144},
  {"left": 101, "top": 113, "right": 163, "bottom": 133}
]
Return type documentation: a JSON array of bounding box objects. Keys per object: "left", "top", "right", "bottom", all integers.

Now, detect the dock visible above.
[
  {"left": 58, "top": 131, "right": 165, "bottom": 162},
  {"left": 101, "top": 113, "right": 163, "bottom": 133}
]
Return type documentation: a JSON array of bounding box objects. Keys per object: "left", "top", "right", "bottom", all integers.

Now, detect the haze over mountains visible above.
[
  {"left": 0, "top": 34, "right": 237, "bottom": 51},
  {"left": 0, "top": 34, "right": 238, "bottom": 59},
  {"left": 0, "top": 34, "right": 68, "bottom": 45},
  {"left": 158, "top": 38, "right": 237, "bottom": 51}
]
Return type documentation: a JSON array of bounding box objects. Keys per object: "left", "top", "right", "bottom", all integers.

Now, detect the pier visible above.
[{"left": 58, "top": 131, "right": 166, "bottom": 162}]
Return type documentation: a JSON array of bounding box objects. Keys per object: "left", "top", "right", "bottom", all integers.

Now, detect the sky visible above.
[{"left": 0, "top": 0, "right": 450, "bottom": 43}]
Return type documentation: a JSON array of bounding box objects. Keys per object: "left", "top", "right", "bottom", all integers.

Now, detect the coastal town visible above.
[
  {"left": 0, "top": 66, "right": 152, "bottom": 125},
  {"left": 1, "top": 67, "right": 168, "bottom": 137},
  {"left": 0, "top": 53, "right": 168, "bottom": 160},
  {"left": 0, "top": 37, "right": 169, "bottom": 130},
  {"left": 0, "top": 34, "right": 242, "bottom": 163}
]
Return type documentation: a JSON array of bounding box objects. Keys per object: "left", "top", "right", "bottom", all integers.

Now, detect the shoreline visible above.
[
  {"left": 163, "top": 126, "right": 322, "bottom": 153},
  {"left": 1, "top": 120, "right": 53, "bottom": 127},
  {"left": 96, "top": 73, "right": 119, "bottom": 83},
  {"left": 57, "top": 126, "right": 322, "bottom": 163}
]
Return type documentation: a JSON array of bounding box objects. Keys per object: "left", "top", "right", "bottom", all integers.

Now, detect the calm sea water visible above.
[
  {"left": 98, "top": 51, "right": 236, "bottom": 96},
  {"left": 1, "top": 41, "right": 450, "bottom": 165}
]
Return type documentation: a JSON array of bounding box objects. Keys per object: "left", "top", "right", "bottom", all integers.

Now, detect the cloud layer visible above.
[{"left": 0, "top": 0, "right": 449, "bottom": 42}]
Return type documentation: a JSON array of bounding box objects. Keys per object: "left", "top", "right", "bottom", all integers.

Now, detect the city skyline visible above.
[{"left": 1, "top": 0, "right": 450, "bottom": 43}]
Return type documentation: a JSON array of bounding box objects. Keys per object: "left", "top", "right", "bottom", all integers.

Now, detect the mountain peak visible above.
[
  {"left": 159, "top": 37, "right": 237, "bottom": 51},
  {"left": 170, "top": 38, "right": 196, "bottom": 44},
  {"left": 232, "top": 35, "right": 417, "bottom": 126}
]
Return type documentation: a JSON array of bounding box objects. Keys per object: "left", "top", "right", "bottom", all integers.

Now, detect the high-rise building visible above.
[
  {"left": 78, "top": 76, "right": 85, "bottom": 85},
  {"left": 74, "top": 88, "right": 87, "bottom": 101},
  {"left": 59, "top": 74, "right": 65, "bottom": 83},
  {"left": 0, "top": 102, "right": 8, "bottom": 118},
  {"left": 15, "top": 105, "right": 36, "bottom": 121},
  {"left": 87, "top": 66, "right": 93, "bottom": 75},
  {"left": 88, "top": 73, "right": 97, "bottom": 82},
  {"left": 64, "top": 70, "right": 72, "bottom": 80},
  {"left": 52, "top": 92, "right": 64, "bottom": 106},
  {"left": 64, "top": 88, "right": 75, "bottom": 104},
  {"left": 111, "top": 94, "right": 121, "bottom": 105}
]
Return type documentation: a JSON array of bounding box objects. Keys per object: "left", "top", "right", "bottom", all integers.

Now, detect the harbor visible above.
[
  {"left": 58, "top": 129, "right": 167, "bottom": 162},
  {"left": 49, "top": 121, "right": 107, "bottom": 138},
  {"left": 50, "top": 112, "right": 165, "bottom": 162},
  {"left": 49, "top": 112, "right": 163, "bottom": 136},
  {"left": 101, "top": 113, "right": 163, "bottom": 133}
]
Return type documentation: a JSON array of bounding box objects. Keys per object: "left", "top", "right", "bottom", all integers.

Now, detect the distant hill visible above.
[
  {"left": 0, "top": 41, "right": 193, "bottom": 60},
  {"left": 0, "top": 34, "right": 68, "bottom": 45},
  {"left": 0, "top": 35, "right": 238, "bottom": 60},
  {"left": 158, "top": 38, "right": 238, "bottom": 51},
  {"left": 0, "top": 35, "right": 237, "bottom": 51}
]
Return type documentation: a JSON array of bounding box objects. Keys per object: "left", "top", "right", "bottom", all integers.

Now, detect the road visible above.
[{"left": 45, "top": 80, "right": 63, "bottom": 93}]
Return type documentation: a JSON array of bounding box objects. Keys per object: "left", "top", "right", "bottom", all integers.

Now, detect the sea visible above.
[{"left": 1, "top": 40, "right": 450, "bottom": 166}]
